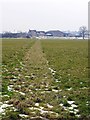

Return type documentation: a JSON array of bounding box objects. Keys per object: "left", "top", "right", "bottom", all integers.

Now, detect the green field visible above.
[{"left": 1, "top": 39, "right": 89, "bottom": 120}]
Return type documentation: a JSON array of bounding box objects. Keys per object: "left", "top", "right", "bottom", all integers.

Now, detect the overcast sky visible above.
[{"left": 0, "top": 0, "right": 89, "bottom": 32}]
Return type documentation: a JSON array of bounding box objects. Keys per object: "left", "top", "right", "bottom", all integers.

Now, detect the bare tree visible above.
[{"left": 79, "top": 26, "right": 87, "bottom": 39}]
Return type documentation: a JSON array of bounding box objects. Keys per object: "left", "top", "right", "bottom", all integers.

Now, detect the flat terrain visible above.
[{"left": 1, "top": 39, "right": 89, "bottom": 120}]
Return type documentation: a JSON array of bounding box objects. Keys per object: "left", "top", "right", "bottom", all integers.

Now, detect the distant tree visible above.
[{"left": 79, "top": 26, "right": 87, "bottom": 39}]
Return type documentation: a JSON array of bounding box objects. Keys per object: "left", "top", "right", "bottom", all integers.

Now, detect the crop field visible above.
[{"left": 0, "top": 38, "right": 89, "bottom": 120}]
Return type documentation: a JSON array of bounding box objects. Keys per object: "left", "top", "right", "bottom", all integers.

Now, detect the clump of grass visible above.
[{"left": 2, "top": 111, "right": 20, "bottom": 120}]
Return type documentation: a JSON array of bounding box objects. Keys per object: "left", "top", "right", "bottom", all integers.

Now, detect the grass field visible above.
[{"left": 1, "top": 38, "right": 89, "bottom": 120}]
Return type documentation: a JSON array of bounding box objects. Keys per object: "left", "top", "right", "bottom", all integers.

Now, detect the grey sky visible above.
[{"left": 0, "top": 0, "right": 89, "bottom": 32}]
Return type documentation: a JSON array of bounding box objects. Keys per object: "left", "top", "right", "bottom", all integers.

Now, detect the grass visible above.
[
  {"left": 2, "top": 39, "right": 35, "bottom": 95},
  {"left": 41, "top": 39, "right": 89, "bottom": 118},
  {"left": 1, "top": 38, "right": 89, "bottom": 120}
]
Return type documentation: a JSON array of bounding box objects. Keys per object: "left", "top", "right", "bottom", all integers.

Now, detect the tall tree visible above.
[{"left": 79, "top": 26, "right": 87, "bottom": 39}]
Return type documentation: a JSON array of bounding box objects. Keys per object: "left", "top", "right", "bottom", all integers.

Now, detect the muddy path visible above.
[{"left": 23, "top": 40, "right": 53, "bottom": 84}]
